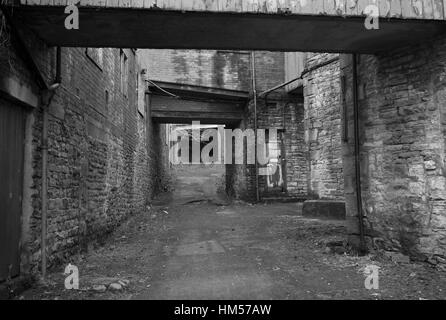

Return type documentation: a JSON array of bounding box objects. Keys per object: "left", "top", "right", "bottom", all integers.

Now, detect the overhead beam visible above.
[
  {"left": 149, "top": 81, "right": 249, "bottom": 103},
  {"left": 151, "top": 111, "right": 243, "bottom": 125},
  {"left": 10, "top": 6, "right": 446, "bottom": 53},
  {"left": 150, "top": 95, "right": 244, "bottom": 125}
]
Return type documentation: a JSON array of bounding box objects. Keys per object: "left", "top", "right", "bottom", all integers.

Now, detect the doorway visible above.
[
  {"left": 0, "top": 97, "right": 26, "bottom": 282},
  {"left": 262, "top": 130, "right": 286, "bottom": 196}
]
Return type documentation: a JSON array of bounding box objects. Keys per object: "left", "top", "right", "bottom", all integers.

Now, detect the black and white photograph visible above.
[{"left": 1, "top": 0, "right": 446, "bottom": 307}]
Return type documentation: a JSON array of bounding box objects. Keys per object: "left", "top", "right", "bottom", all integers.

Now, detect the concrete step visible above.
[{"left": 261, "top": 195, "right": 308, "bottom": 204}]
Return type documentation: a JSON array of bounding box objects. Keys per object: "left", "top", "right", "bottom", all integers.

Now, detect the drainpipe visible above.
[
  {"left": 41, "top": 47, "right": 62, "bottom": 279},
  {"left": 55, "top": 47, "right": 62, "bottom": 84},
  {"left": 251, "top": 52, "right": 260, "bottom": 202},
  {"left": 352, "top": 54, "right": 366, "bottom": 254}
]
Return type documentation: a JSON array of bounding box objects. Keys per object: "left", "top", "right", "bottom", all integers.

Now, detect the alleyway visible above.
[
  {"left": 4, "top": 0, "right": 446, "bottom": 303},
  {"left": 20, "top": 165, "right": 446, "bottom": 300}
]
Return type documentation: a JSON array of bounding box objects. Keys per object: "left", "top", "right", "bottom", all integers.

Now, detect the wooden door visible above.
[{"left": 0, "top": 98, "right": 26, "bottom": 281}]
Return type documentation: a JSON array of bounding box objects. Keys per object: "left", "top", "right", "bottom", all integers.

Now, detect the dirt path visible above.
[{"left": 20, "top": 165, "right": 446, "bottom": 300}]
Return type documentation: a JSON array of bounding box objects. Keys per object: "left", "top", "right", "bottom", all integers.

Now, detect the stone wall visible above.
[
  {"left": 0, "top": 20, "right": 170, "bottom": 277},
  {"left": 341, "top": 36, "right": 446, "bottom": 266},
  {"left": 303, "top": 53, "right": 344, "bottom": 200}
]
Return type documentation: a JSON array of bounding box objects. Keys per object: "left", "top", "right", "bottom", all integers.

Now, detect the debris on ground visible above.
[
  {"left": 109, "top": 283, "right": 123, "bottom": 291},
  {"left": 92, "top": 285, "right": 106, "bottom": 292},
  {"left": 16, "top": 169, "right": 446, "bottom": 300},
  {"left": 383, "top": 251, "right": 411, "bottom": 264}
]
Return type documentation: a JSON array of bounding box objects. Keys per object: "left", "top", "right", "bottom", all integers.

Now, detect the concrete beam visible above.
[{"left": 10, "top": 6, "right": 446, "bottom": 53}]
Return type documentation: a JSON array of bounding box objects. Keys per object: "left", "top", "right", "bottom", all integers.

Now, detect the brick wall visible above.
[
  {"left": 253, "top": 51, "right": 285, "bottom": 92},
  {"left": 341, "top": 37, "right": 446, "bottom": 266},
  {"left": 143, "top": 49, "right": 306, "bottom": 201},
  {"left": 227, "top": 96, "right": 306, "bottom": 201},
  {"left": 250, "top": 97, "right": 307, "bottom": 198},
  {"left": 303, "top": 53, "right": 344, "bottom": 200},
  {"left": 226, "top": 51, "right": 307, "bottom": 200},
  {"left": 0, "top": 20, "right": 170, "bottom": 276},
  {"left": 141, "top": 49, "right": 285, "bottom": 92},
  {"left": 140, "top": 49, "right": 251, "bottom": 91}
]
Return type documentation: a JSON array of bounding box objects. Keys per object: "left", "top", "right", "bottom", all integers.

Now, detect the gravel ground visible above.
[{"left": 18, "top": 166, "right": 446, "bottom": 300}]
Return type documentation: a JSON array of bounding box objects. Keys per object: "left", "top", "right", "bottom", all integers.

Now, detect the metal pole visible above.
[
  {"left": 352, "top": 54, "right": 366, "bottom": 254},
  {"left": 55, "top": 47, "right": 62, "bottom": 83},
  {"left": 41, "top": 101, "right": 48, "bottom": 279},
  {"left": 251, "top": 52, "right": 260, "bottom": 202}
]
